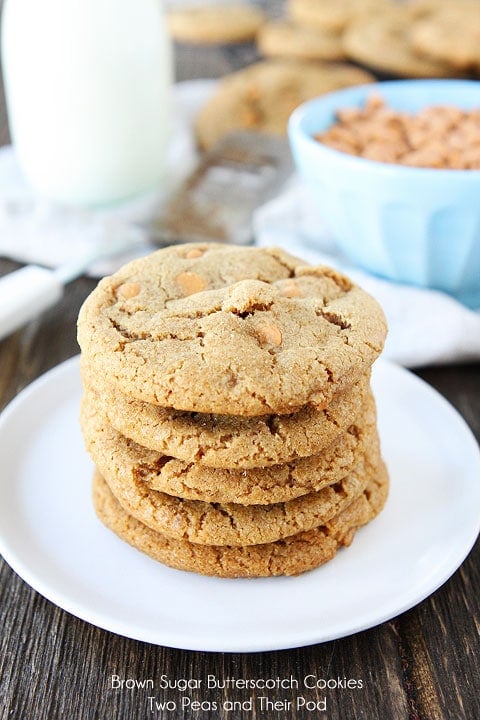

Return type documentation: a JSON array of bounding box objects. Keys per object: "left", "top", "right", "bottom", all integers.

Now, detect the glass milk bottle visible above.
[{"left": 1, "top": 0, "right": 172, "bottom": 206}]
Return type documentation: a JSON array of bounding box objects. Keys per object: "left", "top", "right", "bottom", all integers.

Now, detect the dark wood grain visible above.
[{"left": 1, "top": 5, "right": 480, "bottom": 719}]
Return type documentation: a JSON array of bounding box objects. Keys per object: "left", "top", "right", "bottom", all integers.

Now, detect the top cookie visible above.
[{"left": 77, "top": 244, "right": 387, "bottom": 416}]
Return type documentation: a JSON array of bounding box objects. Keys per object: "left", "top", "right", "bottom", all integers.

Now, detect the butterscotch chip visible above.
[
  {"left": 167, "top": 4, "right": 265, "bottom": 45},
  {"left": 80, "top": 388, "right": 379, "bottom": 504},
  {"left": 117, "top": 282, "right": 140, "bottom": 299},
  {"left": 92, "top": 465, "right": 389, "bottom": 576},
  {"left": 257, "top": 323, "right": 283, "bottom": 346},
  {"left": 195, "top": 59, "right": 375, "bottom": 151},
  {"left": 175, "top": 271, "right": 207, "bottom": 296},
  {"left": 184, "top": 248, "right": 206, "bottom": 259},
  {"left": 77, "top": 243, "right": 386, "bottom": 416},
  {"left": 280, "top": 281, "right": 303, "bottom": 298}
]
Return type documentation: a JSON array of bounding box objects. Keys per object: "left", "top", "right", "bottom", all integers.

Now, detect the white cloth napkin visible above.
[{"left": 253, "top": 180, "right": 480, "bottom": 368}]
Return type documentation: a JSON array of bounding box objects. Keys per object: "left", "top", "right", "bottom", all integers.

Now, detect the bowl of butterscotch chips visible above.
[{"left": 288, "top": 79, "right": 480, "bottom": 308}]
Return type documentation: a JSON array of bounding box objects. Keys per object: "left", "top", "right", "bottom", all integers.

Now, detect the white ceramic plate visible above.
[{"left": 0, "top": 357, "right": 479, "bottom": 652}]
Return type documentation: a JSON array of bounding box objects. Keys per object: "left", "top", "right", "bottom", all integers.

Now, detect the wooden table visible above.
[{"left": 1, "top": 16, "right": 480, "bottom": 720}]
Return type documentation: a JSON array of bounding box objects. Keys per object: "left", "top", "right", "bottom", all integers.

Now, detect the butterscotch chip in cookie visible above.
[
  {"left": 92, "top": 464, "right": 389, "bottom": 576},
  {"left": 280, "top": 280, "right": 303, "bottom": 298},
  {"left": 175, "top": 271, "right": 207, "bottom": 296},
  {"left": 195, "top": 60, "right": 375, "bottom": 151},
  {"left": 256, "top": 322, "right": 283, "bottom": 346},
  {"left": 184, "top": 247, "right": 206, "bottom": 259},
  {"left": 257, "top": 20, "right": 347, "bottom": 62},
  {"left": 167, "top": 4, "right": 265, "bottom": 45},
  {"left": 80, "top": 390, "right": 379, "bottom": 504},
  {"left": 78, "top": 244, "right": 386, "bottom": 416},
  {"left": 81, "top": 360, "right": 372, "bottom": 467},
  {"left": 117, "top": 282, "right": 141, "bottom": 299}
]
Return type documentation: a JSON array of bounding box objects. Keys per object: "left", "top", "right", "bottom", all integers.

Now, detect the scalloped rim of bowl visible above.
[{"left": 288, "top": 79, "right": 480, "bottom": 180}]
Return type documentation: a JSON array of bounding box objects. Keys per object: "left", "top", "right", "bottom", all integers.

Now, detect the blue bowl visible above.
[{"left": 288, "top": 80, "right": 480, "bottom": 308}]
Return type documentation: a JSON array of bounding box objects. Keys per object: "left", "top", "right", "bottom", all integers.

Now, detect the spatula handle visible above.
[{"left": 0, "top": 265, "right": 63, "bottom": 341}]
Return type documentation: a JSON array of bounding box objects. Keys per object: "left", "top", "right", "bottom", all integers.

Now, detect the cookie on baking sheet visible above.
[
  {"left": 167, "top": 4, "right": 265, "bottom": 45},
  {"left": 411, "top": 5, "right": 480, "bottom": 71},
  {"left": 288, "top": 0, "right": 377, "bottom": 33},
  {"left": 194, "top": 60, "right": 375, "bottom": 150},
  {"left": 343, "top": 9, "right": 462, "bottom": 78},
  {"left": 80, "top": 391, "right": 379, "bottom": 505},
  {"left": 81, "top": 360, "right": 372, "bottom": 467},
  {"left": 93, "top": 464, "right": 389, "bottom": 577},
  {"left": 257, "top": 20, "right": 346, "bottom": 62},
  {"left": 77, "top": 243, "right": 386, "bottom": 416}
]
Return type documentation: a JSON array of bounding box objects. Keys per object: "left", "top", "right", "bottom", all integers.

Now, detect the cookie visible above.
[
  {"left": 288, "top": 0, "right": 376, "bottom": 33},
  {"left": 194, "top": 60, "right": 375, "bottom": 150},
  {"left": 80, "top": 391, "right": 379, "bottom": 505},
  {"left": 167, "top": 4, "right": 265, "bottom": 45},
  {"left": 411, "top": 5, "right": 480, "bottom": 71},
  {"left": 97, "top": 439, "right": 377, "bottom": 546},
  {"left": 257, "top": 20, "right": 346, "bottom": 62},
  {"left": 81, "top": 359, "right": 372, "bottom": 467},
  {"left": 93, "top": 464, "right": 389, "bottom": 576},
  {"left": 77, "top": 244, "right": 387, "bottom": 416},
  {"left": 343, "top": 9, "right": 462, "bottom": 78}
]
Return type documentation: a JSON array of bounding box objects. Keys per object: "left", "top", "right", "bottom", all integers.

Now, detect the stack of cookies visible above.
[{"left": 78, "top": 244, "right": 388, "bottom": 577}]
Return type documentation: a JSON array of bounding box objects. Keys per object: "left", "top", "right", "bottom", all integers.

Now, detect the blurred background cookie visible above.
[
  {"left": 257, "top": 20, "right": 347, "bottom": 62},
  {"left": 287, "top": 0, "right": 377, "bottom": 33},
  {"left": 411, "top": 2, "right": 480, "bottom": 71},
  {"left": 167, "top": 3, "right": 266, "bottom": 45},
  {"left": 343, "top": 7, "right": 462, "bottom": 78},
  {"left": 195, "top": 59, "right": 374, "bottom": 150}
]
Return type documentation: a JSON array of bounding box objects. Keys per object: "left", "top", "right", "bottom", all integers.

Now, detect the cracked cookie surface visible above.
[
  {"left": 77, "top": 243, "right": 387, "bottom": 416},
  {"left": 92, "top": 464, "right": 389, "bottom": 576},
  {"left": 81, "top": 391, "right": 379, "bottom": 505}
]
